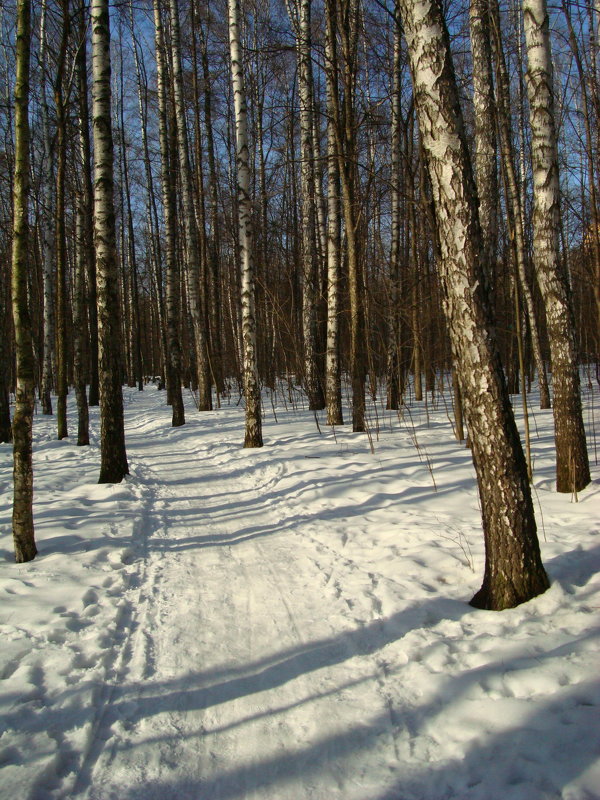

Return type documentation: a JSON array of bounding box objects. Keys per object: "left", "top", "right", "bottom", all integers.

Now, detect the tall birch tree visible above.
[
  {"left": 523, "top": 0, "right": 590, "bottom": 492},
  {"left": 92, "top": 0, "right": 129, "bottom": 483},
  {"left": 153, "top": 0, "right": 185, "bottom": 427},
  {"left": 168, "top": 0, "right": 212, "bottom": 412},
  {"left": 229, "top": 0, "right": 263, "bottom": 447},
  {"left": 397, "top": 0, "right": 549, "bottom": 610},
  {"left": 12, "top": 0, "right": 37, "bottom": 562}
]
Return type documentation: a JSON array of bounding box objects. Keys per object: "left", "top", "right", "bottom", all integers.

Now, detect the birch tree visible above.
[
  {"left": 92, "top": 0, "right": 129, "bottom": 483},
  {"left": 12, "top": 0, "right": 37, "bottom": 562},
  {"left": 168, "top": 0, "right": 212, "bottom": 412},
  {"left": 523, "top": 0, "right": 590, "bottom": 492},
  {"left": 397, "top": 0, "right": 549, "bottom": 610},
  {"left": 325, "top": 3, "right": 343, "bottom": 425},
  {"left": 153, "top": 0, "right": 185, "bottom": 427},
  {"left": 229, "top": 0, "right": 263, "bottom": 447}
]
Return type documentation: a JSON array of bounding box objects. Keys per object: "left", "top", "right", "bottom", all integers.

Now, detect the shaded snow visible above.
[{"left": 0, "top": 379, "right": 599, "bottom": 800}]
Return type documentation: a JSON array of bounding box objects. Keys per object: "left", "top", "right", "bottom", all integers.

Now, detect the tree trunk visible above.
[
  {"left": 54, "top": 0, "right": 70, "bottom": 441},
  {"left": 39, "top": 0, "right": 54, "bottom": 416},
  {"left": 91, "top": 0, "right": 129, "bottom": 483},
  {"left": 469, "top": 0, "right": 498, "bottom": 290},
  {"left": 153, "top": 0, "right": 185, "bottom": 427},
  {"left": 397, "top": 0, "right": 549, "bottom": 610},
  {"left": 74, "top": 203, "right": 90, "bottom": 445},
  {"left": 228, "top": 0, "right": 262, "bottom": 447},
  {"left": 11, "top": 0, "right": 37, "bottom": 562},
  {"left": 489, "top": 0, "right": 551, "bottom": 410},
  {"left": 523, "top": 0, "right": 590, "bottom": 492},
  {"left": 77, "top": 0, "right": 100, "bottom": 408},
  {"left": 325, "top": 8, "right": 343, "bottom": 426},
  {"left": 168, "top": 0, "right": 212, "bottom": 412}
]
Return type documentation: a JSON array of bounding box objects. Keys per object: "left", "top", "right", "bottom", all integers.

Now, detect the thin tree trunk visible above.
[
  {"left": 74, "top": 203, "right": 90, "bottom": 445},
  {"left": 325, "top": 8, "right": 343, "bottom": 425},
  {"left": 12, "top": 0, "right": 37, "bottom": 562},
  {"left": 469, "top": 0, "right": 498, "bottom": 289},
  {"left": 92, "top": 0, "right": 129, "bottom": 483},
  {"left": 39, "top": 0, "right": 54, "bottom": 416},
  {"left": 490, "top": 0, "right": 551, "bottom": 409},
  {"left": 523, "top": 0, "right": 590, "bottom": 492},
  {"left": 77, "top": 0, "right": 99, "bottom": 407},
  {"left": 54, "top": 0, "right": 70, "bottom": 440},
  {"left": 168, "top": 0, "right": 212, "bottom": 411},
  {"left": 397, "top": 0, "right": 549, "bottom": 610},
  {"left": 153, "top": 0, "right": 185, "bottom": 427},
  {"left": 228, "top": 0, "right": 262, "bottom": 447}
]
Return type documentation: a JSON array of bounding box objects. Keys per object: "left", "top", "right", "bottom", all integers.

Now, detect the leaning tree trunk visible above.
[
  {"left": 11, "top": 0, "right": 37, "bottom": 562},
  {"left": 91, "top": 0, "right": 129, "bottom": 483},
  {"left": 523, "top": 0, "right": 590, "bottom": 492},
  {"left": 397, "top": 0, "right": 549, "bottom": 610},
  {"left": 228, "top": 0, "right": 262, "bottom": 447}
]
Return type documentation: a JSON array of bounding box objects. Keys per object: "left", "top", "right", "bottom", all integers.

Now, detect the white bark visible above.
[
  {"left": 228, "top": 0, "right": 262, "bottom": 447},
  {"left": 523, "top": 0, "right": 590, "bottom": 491},
  {"left": 397, "top": 0, "right": 548, "bottom": 609}
]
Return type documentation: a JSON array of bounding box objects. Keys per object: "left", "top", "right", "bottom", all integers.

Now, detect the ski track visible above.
[
  {"left": 1, "top": 386, "right": 599, "bottom": 800},
  {"left": 70, "top": 398, "right": 401, "bottom": 800}
]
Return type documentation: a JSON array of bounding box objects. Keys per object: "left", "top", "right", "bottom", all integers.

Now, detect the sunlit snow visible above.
[{"left": 1, "top": 379, "right": 598, "bottom": 800}]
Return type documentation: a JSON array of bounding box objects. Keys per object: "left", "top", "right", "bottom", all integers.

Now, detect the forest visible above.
[
  {"left": 3, "top": 0, "right": 598, "bottom": 603},
  {"left": 0, "top": 0, "right": 599, "bottom": 795}
]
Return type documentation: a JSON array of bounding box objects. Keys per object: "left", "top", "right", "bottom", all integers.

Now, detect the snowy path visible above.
[
  {"left": 1, "top": 385, "right": 599, "bottom": 800},
  {"left": 78, "top": 403, "right": 406, "bottom": 799}
]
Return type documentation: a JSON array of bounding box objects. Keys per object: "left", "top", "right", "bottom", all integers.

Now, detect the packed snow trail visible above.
[
  {"left": 1, "top": 385, "right": 599, "bottom": 800},
  {"left": 76, "top": 398, "right": 407, "bottom": 799}
]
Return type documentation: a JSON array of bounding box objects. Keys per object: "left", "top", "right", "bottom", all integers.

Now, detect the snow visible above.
[{"left": 1, "top": 378, "right": 599, "bottom": 800}]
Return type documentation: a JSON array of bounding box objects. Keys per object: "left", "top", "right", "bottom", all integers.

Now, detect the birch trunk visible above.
[
  {"left": 325, "top": 0, "right": 366, "bottom": 432},
  {"left": 325, "top": 8, "right": 343, "bottom": 425},
  {"left": 469, "top": 0, "right": 498, "bottom": 288},
  {"left": 387, "top": 16, "right": 403, "bottom": 411},
  {"left": 77, "top": 0, "right": 99, "bottom": 408},
  {"left": 489, "top": 0, "right": 551, "bottom": 409},
  {"left": 54, "top": 0, "right": 69, "bottom": 440},
  {"left": 523, "top": 0, "right": 590, "bottom": 492},
  {"left": 168, "top": 0, "right": 212, "bottom": 412},
  {"left": 153, "top": 0, "right": 185, "bottom": 426},
  {"left": 39, "top": 0, "right": 54, "bottom": 416},
  {"left": 11, "top": 0, "right": 37, "bottom": 562},
  {"left": 74, "top": 203, "right": 90, "bottom": 445},
  {"left": 92, "top": 0, "right": 129, "bottom": 483},
  {"left": 397, "top": 0, "right": 549, "bottom": 610},
  {"left": 289, "top": 0, "right": 325, "bottom": 410},
  {"left": 229, "top": 0, "right": 262, "bottom": 447}
]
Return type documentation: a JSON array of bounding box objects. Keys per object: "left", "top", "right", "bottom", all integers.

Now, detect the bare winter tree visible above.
[
  {"left": 11, "top": 0, "right": 37, "bottom": 562},
  {"left": 91, "top": 0, "right": 129, "bottom": 483},
  {"left": 523, "top": 0, "right": 590, "bottom": 493},
  {"left": 153, "top": 0, "right": 185, "bottom": 427},
  {"left": 397, "top": 0, "right": 549, "bottom": 610},
  {"left": 229, "top": 0, "right": 263, "bottom": 447}
]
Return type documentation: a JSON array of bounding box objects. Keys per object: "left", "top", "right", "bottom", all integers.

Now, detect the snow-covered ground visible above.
[{"left": 1, "top": 378, "right": 599, "bottom": 800}]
